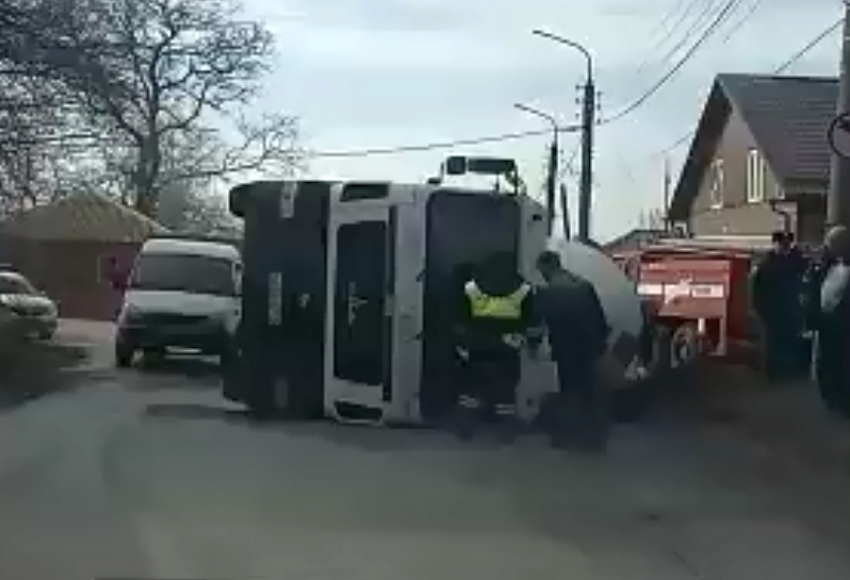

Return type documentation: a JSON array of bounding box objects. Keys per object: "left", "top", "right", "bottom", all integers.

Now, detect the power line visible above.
[
  {"left": 645, "top": 0, "right": 700, "bottom": 54},
  {"left": 310, "top": 124, "right": 581, "bottom": 159},
  {"left": 656, "top": 17, "right": 843, "bottom": 157},
  {"left": 648, "top": 0, "right": 727, "bottom": 73},
  {"left": 638, "top": 0, "right": 703, "bottom": 73},
  {"left": 601, "top": 0, "right": 745, "bottom": 125},
  {"left": 774, "top": 17, "right": 842, "bottom": 74},
  {"left": 305, "top": 7, "right": 838, "bottom": 162},
  {"left": 719, "top": 0, "right": 764, "bottom": 42}
]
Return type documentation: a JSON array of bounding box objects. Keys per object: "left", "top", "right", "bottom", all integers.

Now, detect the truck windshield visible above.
[
  {"left": 129, "top": 253, "right": 237, "bottom": 297},
  {"left": 426, "top": 191, "right": 520, "bottom": 289}
]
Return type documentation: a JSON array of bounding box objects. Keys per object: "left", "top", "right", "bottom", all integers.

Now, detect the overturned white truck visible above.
[{"left": 222, "top": 179, "right": 647, "bottom": 426}]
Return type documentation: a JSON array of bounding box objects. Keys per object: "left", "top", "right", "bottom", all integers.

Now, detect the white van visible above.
[{"left": 114, "top": 237, "right": 242, "bottom": 367}]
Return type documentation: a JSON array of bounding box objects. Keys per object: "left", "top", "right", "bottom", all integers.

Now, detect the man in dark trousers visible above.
[
  {"left": 814, "top": 225, "right": 850, "bottom": 416},
  {"left": 451, "top": 251, "right": 541, "bottom": 443},
  {"left": 751, "top": 230, "right": 806, "bottom": 381},
  {"left": 535, "top": 250, "right": 610, "bottom": 451}
]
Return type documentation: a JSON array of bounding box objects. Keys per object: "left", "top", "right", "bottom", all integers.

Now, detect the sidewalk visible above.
[{"left": 54, "top": 319, "right": 115, "bottom": 372}]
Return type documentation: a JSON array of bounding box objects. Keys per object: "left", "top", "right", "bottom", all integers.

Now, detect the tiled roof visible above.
[
  {"left": 718, "top": 73, "right": 837, "bottom": 186},
  {"left": 0, "top": 193, "right": 169, "bottom": 243}
]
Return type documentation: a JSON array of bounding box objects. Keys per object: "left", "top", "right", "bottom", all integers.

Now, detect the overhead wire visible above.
[
  {"left": 311, "top": 124, "right": 581, "bottom": 158},
  {"left": 640, "top": 0, "right": 701, "bottom": 64},
  {"left": 656, "top": 17, "right": 843, "bottom": 157},
  {"left": 642, "top": 0, "right": 726, "bottom": 74},
  {"left": 306, "top": 4, "right": 839, "bottom": 161},
  {"left": 719, "top": 0, "right": 765, "bottom": 42},
  {"left": 601, "top": 0, "right": 746, "bottom": 125},
  {"left": 305, "top": 1, "right": 732, "bottom": 160},
  {"left": 310, "top": 0, "right": 741, "bottom": 160}
]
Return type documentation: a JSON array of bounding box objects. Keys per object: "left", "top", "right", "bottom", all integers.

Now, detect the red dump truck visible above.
[{"left": 613, "top": 237, "right": 771, "bottom": 376}]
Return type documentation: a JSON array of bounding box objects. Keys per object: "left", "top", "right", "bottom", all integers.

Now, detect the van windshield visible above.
[{"left": 129, "top": 253, "right": 237, "bottom": 296}]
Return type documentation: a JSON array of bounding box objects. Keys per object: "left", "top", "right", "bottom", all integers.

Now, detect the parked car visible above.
[{"left": 0, "top": 270, "right": 59, "bottom": 340}]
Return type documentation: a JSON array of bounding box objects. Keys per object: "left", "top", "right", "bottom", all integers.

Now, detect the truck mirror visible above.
[{"left": 444, "top": 156, "right": 467, "bottom": 175}]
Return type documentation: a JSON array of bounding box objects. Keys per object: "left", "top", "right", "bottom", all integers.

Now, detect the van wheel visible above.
[
  {"left": 115, "top": 342, "right": 135, "bottom": 368},
  {"left": 144, "top": 346, "right": 165, "bottom": 359}
]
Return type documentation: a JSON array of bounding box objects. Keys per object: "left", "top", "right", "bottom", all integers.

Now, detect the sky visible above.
[{"left": 239, "top": 0, "right": 842, "bottom": 241}]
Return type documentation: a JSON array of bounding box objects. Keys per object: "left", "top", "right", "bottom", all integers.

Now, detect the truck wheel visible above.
[{"left": 669, "top": 322, "right": 700, "bottom": 369}]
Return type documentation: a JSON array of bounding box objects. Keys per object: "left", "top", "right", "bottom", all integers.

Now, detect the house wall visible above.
[
  {"left": 0, "top": 237, "right": 140, "bottom": 321},
  {"left": 689, "top": 106, "right": 787, "bottom": 237}
]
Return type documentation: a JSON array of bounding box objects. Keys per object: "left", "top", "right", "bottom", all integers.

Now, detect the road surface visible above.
[{"left": 0, "top": 321, "right": 849, "bottom": 580}]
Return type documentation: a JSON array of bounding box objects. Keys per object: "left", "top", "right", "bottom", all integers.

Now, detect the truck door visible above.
[{"left": 324, "top": 199, "right": 396, "bottom": 424}]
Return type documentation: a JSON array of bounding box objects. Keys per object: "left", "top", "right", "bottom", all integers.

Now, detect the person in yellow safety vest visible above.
[{"left": 451, "top": 250, "right": 543, "bottom": 443}]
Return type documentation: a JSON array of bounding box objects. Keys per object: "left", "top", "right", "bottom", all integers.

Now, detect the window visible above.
[
  {"left": 709, "top": 159, "right": 724, "bottom": 209},
  {"left": 0, "top": 273, "right": 37, "bottom": 295},
  {"left": 129, "top": 253, "right": 239, "bottom": 297},
  {"left": 746, "top": 149, "right": 766, "bottom": 203}
]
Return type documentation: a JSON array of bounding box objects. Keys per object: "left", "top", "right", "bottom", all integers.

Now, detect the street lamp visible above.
[
  {"left": 532, "top": 29, "right": 593, "bottom": 83},
  {"left": 514, "top": 102, "right": 558, "bottom": 132},
  {"left": 533, "top": 29, "right": 596, "bottom": 243},
  {"left": 514, "top": 103, "right": 558, "bottom": 236}
]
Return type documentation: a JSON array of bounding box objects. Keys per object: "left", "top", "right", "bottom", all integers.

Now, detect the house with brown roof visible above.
[
  {"left": 0, "top": 193, "right": 169, "bottom": 320},
  {"left": 668, "top": 73, "right": 837, "bottom": 245}
]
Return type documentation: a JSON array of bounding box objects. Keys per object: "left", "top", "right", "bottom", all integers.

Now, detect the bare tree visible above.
[
  {"left": 0, "top": 0, "right": 123, "bottom": 213},
  {"left": 67, "top": 0, "right": 301, "bottom": 217},
  {"left": 0, "top": 0, "right": 300, "bottom": 217}
]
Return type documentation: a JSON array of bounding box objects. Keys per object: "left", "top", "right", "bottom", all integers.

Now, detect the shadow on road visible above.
[
  {"left": 144, "top": 402, "right": 251, "bottom": 423},
  {"left": 140, "top": 401, "right": 493, "bottom": 451},
  {"left": 120, "top": 355, "right": 223, "bottom": 392},
  {"left": 137, "top": 354, "right": 221, "bottom": 378},
  {"left": 0, "top": 341, "right": 90, "bottom": 410}
]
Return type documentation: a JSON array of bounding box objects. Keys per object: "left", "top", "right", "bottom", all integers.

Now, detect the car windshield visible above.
[
  {"left": 0, "top": 273, "right": 37, "bottom": 295},
  {"left": 129, "top": 253, "right": 237, "bottom": 296}
]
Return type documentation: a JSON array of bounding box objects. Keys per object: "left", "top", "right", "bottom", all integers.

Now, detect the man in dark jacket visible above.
[
  {"left": 451, "top": 251, "right": 542, "bottom": 443},
  {"left": 814, "top": 225, "right": 850, "bottom": 416},
  {"left": 535, "top": 250, "right": 610, "bottom": 451},
  {"left": 751, "top": 231, "right": 807, "bottom": 380}
]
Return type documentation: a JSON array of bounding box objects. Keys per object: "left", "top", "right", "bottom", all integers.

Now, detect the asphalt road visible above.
[{"left": 1, "top": 322, "right": 849, "bottom": 580}]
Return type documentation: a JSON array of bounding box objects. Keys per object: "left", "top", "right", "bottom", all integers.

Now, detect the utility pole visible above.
[
  {"left": 531, "top": 30, "right": 595, "bottom": 241},
  {"left": 662, "top": 154, "right": 671, "bottom": 231},
  {"left": 560, "top": 183, "right": 571, "bottom": 239},
  {"left": 546, "top": 135, "right": 559, "bottom": 235},
  {"left": 829, "top": 2, "right": 850, "bottom": 228},
  {"left": 578, "top": 79, "right": 595, "bottom": 242}
]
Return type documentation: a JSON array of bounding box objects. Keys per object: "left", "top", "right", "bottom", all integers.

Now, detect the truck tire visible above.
[{"left": 669, "top": 322, "right": 700, "bottom": 369}]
